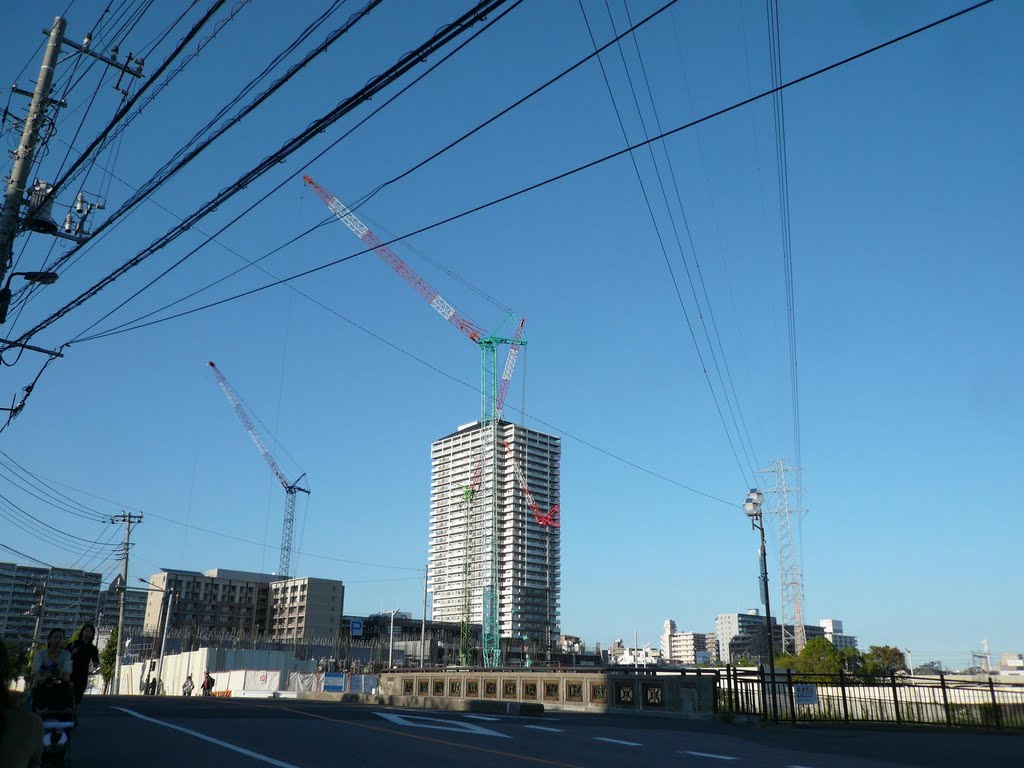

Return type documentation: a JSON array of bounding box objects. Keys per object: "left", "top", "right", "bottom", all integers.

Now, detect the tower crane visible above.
[
  {"left": 303, "top": 175, "right": 524, "bottom": 667},
  {"left": 208, "top": 361, "right": 309, "bottom": 578}
]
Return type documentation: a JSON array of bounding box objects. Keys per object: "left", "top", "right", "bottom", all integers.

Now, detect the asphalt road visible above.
[{"left": 64, "top": 696, "right": 1022, "bottom": 767}]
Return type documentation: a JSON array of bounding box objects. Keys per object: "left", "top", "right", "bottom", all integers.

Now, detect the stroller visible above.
[{"left": 31, "top": 680, "right": 76, "bottom": 766}]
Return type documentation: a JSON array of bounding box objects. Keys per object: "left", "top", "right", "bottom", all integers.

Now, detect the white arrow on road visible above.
[{"left": 374, "top": 712, "right": 510, "bottom": 738}]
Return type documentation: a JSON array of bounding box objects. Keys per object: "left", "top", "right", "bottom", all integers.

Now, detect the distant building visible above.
[
  {"left": 96, "top": 575, "right": 147, "bottom": 633},
  {"left": 608, "top": 638, "right": 661, "bottom": 667},
  {"left": 661, "top": 619, "right": 718, "bottom": 665},
  {"left": 716, "top": 610, "right": 772, "bottom": 663},
  {"left": 819, "top": 618, "right": 857, "bottom": 651},
  {"left": 998, "top": 654, "right": 1024, "bottom": 676},
  {"left": 268, "top": 577, "right": 344, "bottom": 642},
  {"left": 428, "top": 421, "right": 561, "bottom": 650},
  {"left": 144, "top": 568, "right": 276, "bottom": 637},
  {"left": 0, "top": 561, "right": 101, "bottom": 643}
]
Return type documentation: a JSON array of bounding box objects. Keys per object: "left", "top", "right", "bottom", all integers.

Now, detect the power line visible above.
[
  {"left": 578, "top": 0, "right": 753, "bottom": 485},
  {"left": 54, "top": 1, "right": 527, "bottom": 341},
  {"left": 621, "top": 0, "right": 762, "bottom": 474},
  {"left": 75, "top": 0, "right": 996, "bottom": 347},
  {"left": 15, "top": 0, "right": 361, "bottom": 311},
  {"left": 14, "top": 0, "right": 510, "bottom": 347}
]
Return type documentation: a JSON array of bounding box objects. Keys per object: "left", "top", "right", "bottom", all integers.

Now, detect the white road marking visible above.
[
  {"left": 373, "top": 711, "right": 510, "bottom": 738},
  {"left": 463, "top": 714, "right": 501, "bottom": 721},
  {"left": 112, "top": 707, "right": 299, "bottom": 768},
  {"left": 787, "top": 765, "right": 817, "bottom": 767},
  {"left": 595, "top": 737, "right": 642, "bottom": 746},
  {"left": 679, "top": 750, "right": 739, "bottom": 761},
  {"left": 523, "top": 725, "right": 564, "bottom": 733}
]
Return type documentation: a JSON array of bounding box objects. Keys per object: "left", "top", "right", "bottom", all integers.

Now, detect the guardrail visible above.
[{"left": 719, "top": 666, "right": 1024, "bottom": 729}]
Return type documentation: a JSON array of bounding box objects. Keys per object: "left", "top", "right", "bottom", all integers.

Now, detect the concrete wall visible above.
[
  {"left": 376, "top": 670, "right": 716, "bottom": 717},
  {"left": 119, "top": 648, "right": 314, "bottom": 696}
]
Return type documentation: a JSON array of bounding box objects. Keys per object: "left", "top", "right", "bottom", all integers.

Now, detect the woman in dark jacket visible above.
[{"left": 65, "top": 623, "right": 100, "bottom": 706}]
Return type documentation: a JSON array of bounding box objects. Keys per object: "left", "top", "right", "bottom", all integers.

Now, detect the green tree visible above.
[
  {"left": 795, "top": 637, "right": 842, "bottom": 677},
  {"left": 100, "top": 625, "right": 119, "bottom": 687},
  {"left": 863, "top": 645, "right": 905, "bottom": 677},
  {"left": 3, "top": 640, "right": 31, "bottom": 680},
  {"left": 841, "top": 647, "right": 865, "bottom": 675},
  {"left": 774, "top": 652, "right": 799, "bottom": 670}
]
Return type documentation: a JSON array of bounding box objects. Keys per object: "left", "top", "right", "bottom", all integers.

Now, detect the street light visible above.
[
  {"left": 0, "top": 271, "right": 59, "bottom": 324},
  {"left": 140, "top": 578, "right": 175, "bottom": 695},
  {"left": 387, "top": 609, "right": 400, "bottom": 669},
  {"left": 744, "top": 488, "right": 778, "bottom": 722}
]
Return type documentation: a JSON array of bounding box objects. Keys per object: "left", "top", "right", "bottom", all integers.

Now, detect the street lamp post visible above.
[
  {"left": 140, "top": 578, "right": 174, "bottom": 695},
  {"left": 744, "top": 489, "right": 778, "bottom": 722},
  {"left": 387, "top": 609, "right": 400, "bottom": 669}
]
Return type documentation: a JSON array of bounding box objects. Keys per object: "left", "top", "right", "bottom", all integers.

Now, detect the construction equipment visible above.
[
  {"left": 304, "top": 176, "right": 524, "bottom": 667},
  {"left": 504, "top": 440, "right": 560, "bottom": 528},
  {"left": 208, "top": 361, "right": 309, "bottom": 578}
]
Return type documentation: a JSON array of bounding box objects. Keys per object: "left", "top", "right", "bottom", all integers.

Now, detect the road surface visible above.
[{"left": 66, "top": 696, "right": 1021, "bottom": 767}]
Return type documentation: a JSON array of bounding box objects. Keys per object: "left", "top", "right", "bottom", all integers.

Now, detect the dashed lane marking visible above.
[
  {"left": 112, "top": 707, "right": 299, "bottom": 768},
  {"left": 523, "top": 725, "right": 565, "bottom": 733},
  {"left": 463, "top": 714, "right": 502, "bottom": 722},
  {"left": 679, "top": 750, "right": 739, "bottom": 761},
  {"left": 595, "top": 737, "right": 643, "bottom": 746}
]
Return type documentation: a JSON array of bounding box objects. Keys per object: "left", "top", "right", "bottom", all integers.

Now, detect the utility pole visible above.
[
  {"left": 111, "top": 511, "right": 142, "bottom": 695},
  {"left": 29, "top": 575, "right": 50, "bottom": 645},
  {"left": 0, "top": 17, "right": 65, "bottom": 281}
]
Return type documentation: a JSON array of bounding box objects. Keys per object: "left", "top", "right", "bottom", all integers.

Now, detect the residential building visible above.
[
  {"left": 0, "top": 562, "right": 101, "bottom": 643},
  {"left": 608, "top": 638, "right": 661, "bottom": 667},
  {"left": 661, "top": 619, "right": 719, "bottom": 665},
  {"left": 820, "top": 618, "right": 858, "bottom": 651},
  {"left": 268, "top": 576, "right": 344, "bottom": 642},
  {"left": 144, "top": 568, "right": 276, "bottom": 637},
  {"left": 96, "top": 575, "right": 147, "bottom": 633},
  {"left": 428, "top": 420, "right": 561, "bottom": 649},
  {"left": 716, "top": 610, "right": 773, "bottom": 663}
]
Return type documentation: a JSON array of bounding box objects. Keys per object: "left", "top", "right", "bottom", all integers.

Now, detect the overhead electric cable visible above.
[
  {"left": 579, "top": 0, "right": 753, "bottom": 484},
  {"left": 74, "top": 0, "right": 996, "bottom": 348},
  {"left": 621, "top": 0, "right": 762, "bottom": 473},
  {"left": 14, "top": 0, "right": 510, "bottom": 346}
]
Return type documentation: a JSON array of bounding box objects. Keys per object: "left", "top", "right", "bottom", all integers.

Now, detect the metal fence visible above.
[{"left": 718, "top": 666, "right": 1024, "bottom": 729}]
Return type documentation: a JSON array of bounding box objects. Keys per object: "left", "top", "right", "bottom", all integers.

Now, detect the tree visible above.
[
  {"left": 795, "top": 637, "right": 842, "bottom": 676},
  {"left": 841, "top": 647, "right": 865, "bottom": 675},
  {"left": 863, "top": 645, "right": 906, "bottom": 677},
  {"left": 3, "top": 640, "right": 31, "bottom": 681},
  {"left": 100, "top": 625, "right": 119, "bottom": 688}
]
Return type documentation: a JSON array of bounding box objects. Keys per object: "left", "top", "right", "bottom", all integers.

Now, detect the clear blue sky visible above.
[{"left": 1, "top": 0, "right": 1019, "bottom": 670}]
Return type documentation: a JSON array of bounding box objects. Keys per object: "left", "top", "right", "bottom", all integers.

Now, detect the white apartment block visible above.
[
  {"left": 428, "top": 420, "right": 560, "bottom": 648},
  {"left": 820, "top": 618, "right": 858, "bottom": 651},
  {"left": 661, "top": 620, "right": 718, "bottom": 665},
  {"left": 0, "top": 562, "right": 101, "bottom": 642}
]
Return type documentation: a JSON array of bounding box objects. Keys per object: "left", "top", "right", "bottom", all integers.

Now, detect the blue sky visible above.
[{"left": 1, "top": 0, "right": 1019, "bottom": 669}]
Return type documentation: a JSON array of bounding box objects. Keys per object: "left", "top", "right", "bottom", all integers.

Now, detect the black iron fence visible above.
[{"left": 718, "top": 666, "right": 1024, "bottom": 729}]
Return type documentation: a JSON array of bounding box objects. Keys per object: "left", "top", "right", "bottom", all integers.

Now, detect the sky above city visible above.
[{"left": 0, "top": 0, "right": 1019, "bottom": 670}]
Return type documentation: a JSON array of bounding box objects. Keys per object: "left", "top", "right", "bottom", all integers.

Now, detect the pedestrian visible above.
[
  {"left": 65, "top": 623, "right": 100, "bottom": 707},
  {"left": 0, "top": 642, "right": 44, "bottom": 767},
  {"left": 182, "top": 674, "right": 194, "bottom": 697},
  {"left": 32, "top": 629, "right": 72, "bottom": 687},
  {"left": 200, "top": 670, "right": 215, "bottom": 696}
]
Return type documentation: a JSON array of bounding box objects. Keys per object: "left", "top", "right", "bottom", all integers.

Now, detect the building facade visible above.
[
  {"left": 96, "top": 574, "right": 147, "bottom": 633},
  {"left": 428, "top": 421, "right": 561, "bottom": 650},
  {"left": 661, "top": 620, "right": 719, "bottom": 665},
  {"left": 144, "top": 568, "right": 275, "bottom": 637},
  {"left": 0, "top": 562, "right": 101, "bottom": 643},
  {"left": 819, "top": 618, "right": 858, "bottom": 651},
  {"left": 268, "top": 577, "right": 344, "bottom": 642}
]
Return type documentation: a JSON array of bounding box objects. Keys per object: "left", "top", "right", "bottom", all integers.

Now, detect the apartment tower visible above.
[{"left": 428, "top": 420, "right": 561, "bottom": 651}]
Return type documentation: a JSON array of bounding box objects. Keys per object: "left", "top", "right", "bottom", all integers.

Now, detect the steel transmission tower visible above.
[{"left": 759, "top": 460, "right": 806, "bottom": 655}]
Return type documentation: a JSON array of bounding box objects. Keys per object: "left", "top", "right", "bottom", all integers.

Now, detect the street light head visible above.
[{"left": 21, "top": 271, "right": 59, "bottom": 285}]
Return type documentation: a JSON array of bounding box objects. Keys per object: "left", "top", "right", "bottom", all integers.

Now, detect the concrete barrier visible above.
[{"left": 318, "top": 670, "right": 717, "bottom": 719}]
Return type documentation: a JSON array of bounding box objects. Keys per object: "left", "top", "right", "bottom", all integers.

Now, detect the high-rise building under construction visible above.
[{"left": 428, "top": 421, "right": 561, "bottom": 654}]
